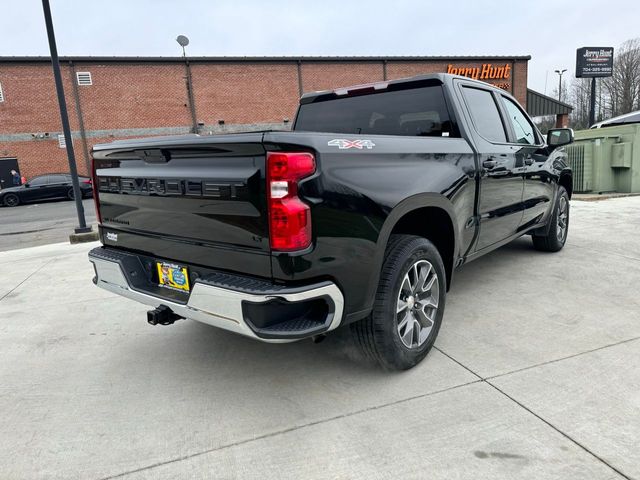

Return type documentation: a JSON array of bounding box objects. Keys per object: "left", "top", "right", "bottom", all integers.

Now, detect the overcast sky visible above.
[{"left": 1, "top": 0, "right": 637, "bottom": 95}]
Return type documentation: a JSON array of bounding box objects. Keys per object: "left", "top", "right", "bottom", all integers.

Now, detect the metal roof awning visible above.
[{"left": 527, "top": 89, "right": 573, "bottom": 117}]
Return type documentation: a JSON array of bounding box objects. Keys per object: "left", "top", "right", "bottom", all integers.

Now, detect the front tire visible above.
[
  {"left": 67, "top": 188, "right": 75, "bottom": 200},
  {"left": 351, "top": 235, "right": 446, "bottom": 370},
  {"left": 3, "top": 193, "right": 20, "bottom": 207},
  {"left": 532, "top": 186, "right": 569, "bottom": 252}
]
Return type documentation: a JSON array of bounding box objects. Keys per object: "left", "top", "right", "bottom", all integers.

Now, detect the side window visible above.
[
  {"left": 501, "top": 96, "right": 537, "bottom": 145},
  {"left": 48, "top": 175, "right": 68, "bottom": 184},
  {"left": 29, "top": 176, "right": 48, "bottom": 186},
  {"left": 461, "top": 87, "right": 507, "bottom": 143}
]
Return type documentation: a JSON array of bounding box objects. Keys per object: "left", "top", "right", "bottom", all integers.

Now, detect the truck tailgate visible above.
[{"left": 92, "top": 133, "right": 271, "bottom": 277}]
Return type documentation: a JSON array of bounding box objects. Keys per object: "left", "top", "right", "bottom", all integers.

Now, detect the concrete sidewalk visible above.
[{"left": 1, "top": 197, "right": 639, "bottom": 479}]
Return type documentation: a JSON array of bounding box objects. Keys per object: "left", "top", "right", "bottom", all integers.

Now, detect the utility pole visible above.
[
  {"left": 554, "top": 69, "right": 567, "bottom": 102},
  {"left": 41, "top": 0, "right": 91, "bottom": 235},
  {"left": 589, "top": 77, "right": 597, "bottom": 127}
]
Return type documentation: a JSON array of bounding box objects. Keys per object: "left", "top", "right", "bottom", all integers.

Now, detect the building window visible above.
[
  {"left": 76, "top": 72, "right": 92, "bottom": 86},
  {"left": 0, "top": 82, "right": 4, "bottom": 102}
]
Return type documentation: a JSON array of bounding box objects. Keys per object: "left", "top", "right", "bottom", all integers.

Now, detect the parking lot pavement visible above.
[
  {"left": 0, "top": 198, "right": 97, "bottom": 252},
  {"left": 0, "top": 197, "right": 638, "bottom": 480}
]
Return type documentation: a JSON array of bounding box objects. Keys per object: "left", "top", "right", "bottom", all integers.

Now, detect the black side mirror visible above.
[
  {"left": 24, "top": 183, "right": 30, "bottom": 188},
  {"left": 547, "top": 128, "right": 574, "bottom": 148}
]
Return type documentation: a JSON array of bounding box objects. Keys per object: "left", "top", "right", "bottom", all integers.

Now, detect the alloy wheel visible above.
[
  {"left": 396, "top": 259, "right": 439, "bottom": 349},
  {"left": 557, "top": 196, "right": 568, "bottom": 242},
  {"left": 4, "top": 195, "right": 19, "bottom": 207}
]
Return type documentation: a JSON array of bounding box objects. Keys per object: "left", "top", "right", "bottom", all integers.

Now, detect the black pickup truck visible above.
[{"left": 89, "top": 73, "right": 573, "bottom": 370}]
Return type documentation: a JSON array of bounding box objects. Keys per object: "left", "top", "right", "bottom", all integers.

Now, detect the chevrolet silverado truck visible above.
[{"left": 88, "top": 73, "right": 573, "bottom": 370}]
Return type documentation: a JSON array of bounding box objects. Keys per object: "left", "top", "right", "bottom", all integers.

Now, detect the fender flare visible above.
[
  {"left": 359, "top": 193, "right": 460, "bottom": 316},
  {"left": 559, "top": 168, "right": 573, "bottom": 197}
]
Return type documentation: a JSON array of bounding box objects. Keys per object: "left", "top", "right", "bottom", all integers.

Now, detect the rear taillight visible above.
[
  {"left": 91, "top": 157, "right": 102, "bottom": 224},
  {"left": 267, "top": 151, "right": 315, "bottom": 251}
]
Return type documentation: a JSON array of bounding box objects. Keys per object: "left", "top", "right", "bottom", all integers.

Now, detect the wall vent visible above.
[
  {"left": 76, "top": 72, "right": 92, "bottom": 86},
  {"left": 58, "top": 134, "right": 66, "bottom": 148}
]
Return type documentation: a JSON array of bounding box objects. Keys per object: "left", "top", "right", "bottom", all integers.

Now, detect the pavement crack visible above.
[
  {"left": 434, "top": 346, "right": 634, "bottom": 480},
  {"left": 97, "top": 379, "right": 483, "bottom": 480},
  {"left": 566, "top": 242, "right": 640, "bottom": 263},
  {"left": 0, "top": 259, "right": 54, "bottom": 303},
  {"left": 485, "top": 335, "right": 640, "bottom": 381},
  {"left": 486, "top": 381, "right": 633, "bottom": 480}
]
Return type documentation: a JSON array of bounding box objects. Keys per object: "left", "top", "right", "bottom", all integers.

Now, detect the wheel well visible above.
[
  {"left": 389, "top": 207, "right": 455, "bottom": 290},
  {"left": 560, "top": 173, "right": 573, "bottom": 198}
]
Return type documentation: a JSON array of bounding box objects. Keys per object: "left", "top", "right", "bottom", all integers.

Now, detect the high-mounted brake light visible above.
[
  {"left": 334, "top": 81, "right": 389, "bottom": 96},
  {"left": 267, "top": 152, "right": 315, "bottom": 251},
  {"left": 91, "top": 157, "right": 102, "bottom": 224}
]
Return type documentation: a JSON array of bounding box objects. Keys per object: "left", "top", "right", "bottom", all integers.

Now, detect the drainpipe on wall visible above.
[
  {"left": 297, "top": 60, "right": 304, "bottom": 97},
  {"left": 69, "top": 61, "right": 91, "bottom": 174},
  {"left": 183, "top": 59, "right": 198, "bottom": 133}
]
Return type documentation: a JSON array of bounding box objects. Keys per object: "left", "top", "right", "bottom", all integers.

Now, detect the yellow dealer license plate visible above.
[{"left": 157, "top": 262, "right": 190, "bottom": 292}]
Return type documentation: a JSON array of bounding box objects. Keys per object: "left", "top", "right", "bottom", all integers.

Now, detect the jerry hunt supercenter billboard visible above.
[{"left": 576, "top": 47, "right": 614, "bottom": 78}]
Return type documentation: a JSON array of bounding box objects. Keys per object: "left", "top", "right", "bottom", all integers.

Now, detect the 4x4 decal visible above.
[{"left": 328, "top": 139, "right": 376, "bottom": 150}]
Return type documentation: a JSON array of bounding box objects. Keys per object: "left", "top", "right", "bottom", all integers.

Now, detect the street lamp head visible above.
[{"left": 176, "top": 35, "right": 189, "bottom": 48}]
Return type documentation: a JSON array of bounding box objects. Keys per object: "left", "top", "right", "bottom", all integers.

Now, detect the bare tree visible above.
[
  {"left": 602, "top": 38, "right": 640, "bottom": 117},
  {"left": 561, "top": 38, "right": 640, "bottom": 128},
  {"left": 568, "top": 78, "right": 593, "bottom": 129}
]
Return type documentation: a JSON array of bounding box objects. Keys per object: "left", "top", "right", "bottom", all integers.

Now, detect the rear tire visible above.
[
  {"left": 351, "top": 235, "right": 446, "bottom": 371},
  {"left": 67, "top": 188, "right": 75, "bottom": 200},
  {"left": 3, "top": 193, "right": 20, "bottom": 207},
  {"left": 532, "top": 186, "right": 569, "bottom": 252}
]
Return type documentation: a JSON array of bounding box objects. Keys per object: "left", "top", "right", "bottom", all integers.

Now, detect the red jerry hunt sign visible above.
[
  {"left": 446, "top": 63, "right": 512, "bottom": 80},
  {"left": 446, "top": 63, "right": 512, "bottom": 91}
]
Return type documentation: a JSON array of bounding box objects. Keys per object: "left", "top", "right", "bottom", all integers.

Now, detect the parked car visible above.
[
  {"left": 88, "top": 73, "right": 573, "bottom": 370},
  {"left": 0, "top": 173, "right": 93, "bottom": 207},
  {"left": 590, "top": 110, "right": 640, "bottom": 128}
]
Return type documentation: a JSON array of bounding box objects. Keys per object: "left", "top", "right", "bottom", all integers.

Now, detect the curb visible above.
[{"left": 572, "top": 193, "right": 640, "bottom": 202}]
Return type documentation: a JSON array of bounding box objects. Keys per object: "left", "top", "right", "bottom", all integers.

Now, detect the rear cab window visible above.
[
  {"left": 294, "top": 84, "right": 459, "bottom": 138},
  {"left": 460, "top": 86, "right": 507, "bottom": 143}
]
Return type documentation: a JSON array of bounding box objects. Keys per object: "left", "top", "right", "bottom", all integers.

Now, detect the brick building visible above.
[{"left": 0, "top": 55, "right": 533, "bottom": 184}]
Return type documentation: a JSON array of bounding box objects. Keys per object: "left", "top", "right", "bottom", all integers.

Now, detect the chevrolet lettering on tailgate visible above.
[{"left": 97, "top": 177, "right": 247, "bottom": 199}]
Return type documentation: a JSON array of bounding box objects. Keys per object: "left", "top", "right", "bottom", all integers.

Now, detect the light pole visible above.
[
  {"left": 554, "top": 69, "right": 567, "bottom": 102},
  {"left": 41, "top": 0, "right": 91, "bottom": 235},
  {"left": 176, "top": 35, "right": 198, "bottom": 133}
]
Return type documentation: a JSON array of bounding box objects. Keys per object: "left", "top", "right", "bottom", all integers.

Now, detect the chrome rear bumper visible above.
[{"left": 88, "top": 247, "right": 344, "bottom": 342}]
